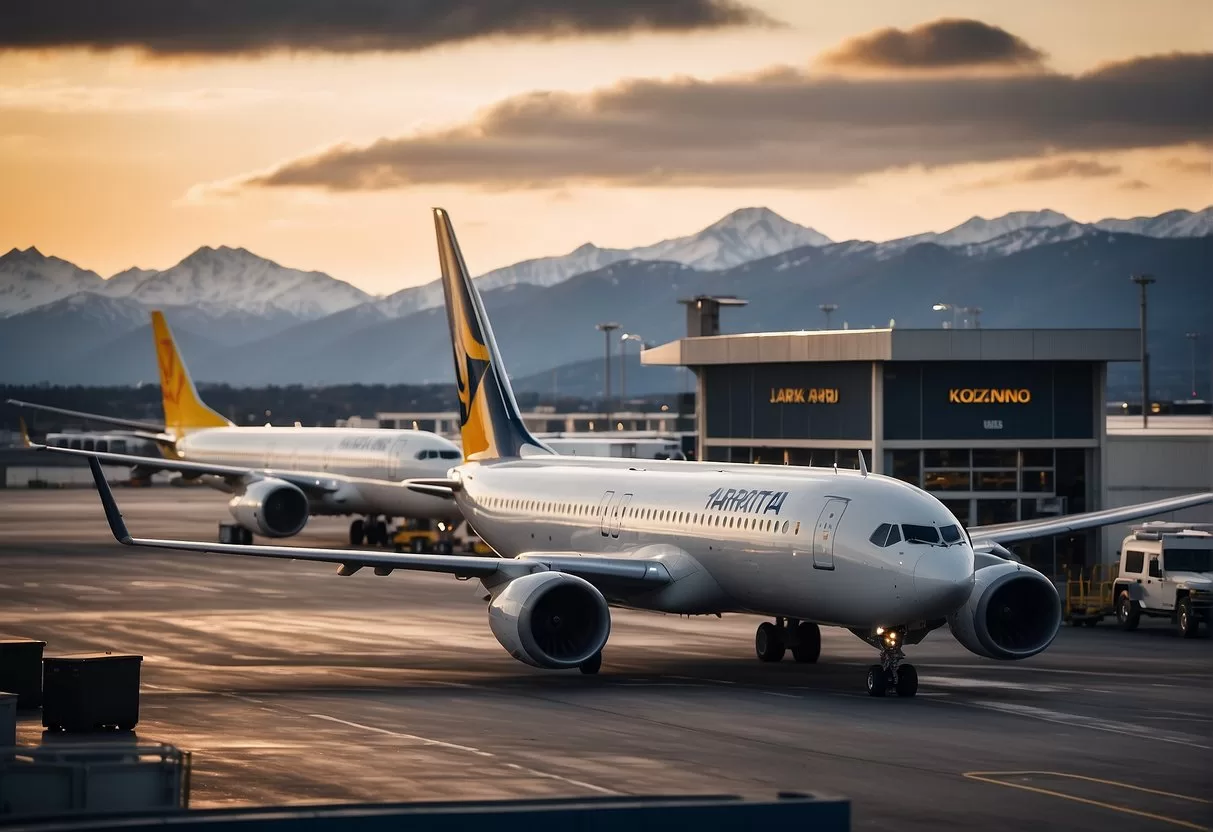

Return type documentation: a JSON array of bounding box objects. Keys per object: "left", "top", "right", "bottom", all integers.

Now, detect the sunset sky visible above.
[{"left": 1, "top": 0, "right": 1209, "bottom": 294}]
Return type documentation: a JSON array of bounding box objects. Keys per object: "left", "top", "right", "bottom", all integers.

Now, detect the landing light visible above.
[{"left": 875, "top": 626, "right": 885, "bottom": 635}]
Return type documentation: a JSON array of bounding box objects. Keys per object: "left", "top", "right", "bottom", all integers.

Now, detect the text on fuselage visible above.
[{"left": 705, "top": 488, "right": 788, "bottom": 515}]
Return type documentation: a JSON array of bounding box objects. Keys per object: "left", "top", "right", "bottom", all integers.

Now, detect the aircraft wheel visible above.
[
  {"left": 895, "top": 664, "right": 919, "bottom": 698},
  {"left": 349, "top": 520, "right": 365, "bottom": 546},
  {"left": 791, "top": 622, "right": 821, "bottom": 663},
  {"left": 373, "top": 520, "right": 389, "bottom": 547},
  {"left": 866, "top": 665, "right": 889, "bottom": 697},
  {"left": 579, "top": 652, "right": 602, "bottom": 675},
  {"left": 755, "top": 622, "right": 785, "bottom": 662}
]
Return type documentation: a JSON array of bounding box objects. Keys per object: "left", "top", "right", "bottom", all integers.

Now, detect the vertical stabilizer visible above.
[
  {"left": 150, "top": 310, "right": 232, "bottom": 439},
  {"left": 432, "top": 209, "right": 552, "bottom": 461}
]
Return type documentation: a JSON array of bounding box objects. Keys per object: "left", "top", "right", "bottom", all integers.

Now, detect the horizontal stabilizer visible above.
[{"left": 405, "top": 477, "right": 462, "bottom": 498}]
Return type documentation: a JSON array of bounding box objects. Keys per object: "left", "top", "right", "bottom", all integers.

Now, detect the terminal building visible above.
[{"left": 642, "top": 297, "right": 1211, "bottom": 574}]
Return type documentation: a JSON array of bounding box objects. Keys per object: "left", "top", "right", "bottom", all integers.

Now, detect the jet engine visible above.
[
  {"left": 488, "top": 572, "right": 611, "bottom": 669},
  {"left": 227, "top": 478, "right": 309, "bottom": 538},
  {"left": 948, "top": 559, "right": 1061, "bottom": 660}
]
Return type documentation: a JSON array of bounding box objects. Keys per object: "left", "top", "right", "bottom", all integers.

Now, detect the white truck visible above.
[{"left": 1113, "top": 522, "right": 1213, "bottom": 638}]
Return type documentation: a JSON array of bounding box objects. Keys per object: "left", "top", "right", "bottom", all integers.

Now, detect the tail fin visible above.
[
  {"left": 150, "top": 310, "right": 232, "bottom": 439},
  {"left": 433, "top": 208, "right": 551, "bottom": 461}
]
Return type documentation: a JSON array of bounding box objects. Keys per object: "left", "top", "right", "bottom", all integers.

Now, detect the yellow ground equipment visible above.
[
  {"left": 1063, "top": 563, "right": 1120, "bottom": 626},
  {"left": 393, "top": 518, "right": 456, "bottom": 554}
]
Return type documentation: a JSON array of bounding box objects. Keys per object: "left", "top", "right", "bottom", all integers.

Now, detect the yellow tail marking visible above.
[{"left": 150, "top": 310, "right": 229, "bottom": 438}]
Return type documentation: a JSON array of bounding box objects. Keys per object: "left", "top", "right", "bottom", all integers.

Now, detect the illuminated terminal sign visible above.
[
  {"left": 884, "top": 362, "right": 1094, "bottom": 441},
  {"left": 705, "top": 363, "right": 871, "bottom": 441},
  {"left": 947, "top": 387, "right": 1032, "bottom": 404},
  {"left": 769, "top": 387, "right": 840, "bottom": 404}
]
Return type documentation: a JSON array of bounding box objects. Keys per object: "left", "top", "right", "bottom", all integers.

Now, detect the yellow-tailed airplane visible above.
[{"left": 8, "top": 311, "right": 463, "bottom": 546}]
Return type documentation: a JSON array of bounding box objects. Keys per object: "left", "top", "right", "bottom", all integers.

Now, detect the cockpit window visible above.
[
  {"left": 868, "top": 524, "right": 902, "bottom": 548},
  {"left": 869, "top": 524, "right": 891, "bottom": 546},
  {"left": 439, "top": 450, "right": 460, "bottom": 459},
  {"left": 902, "top": 524, "right": 940, "bottom": 545},
  {"left": 940, "top": 525, "right": 962, "bottom": 544}
]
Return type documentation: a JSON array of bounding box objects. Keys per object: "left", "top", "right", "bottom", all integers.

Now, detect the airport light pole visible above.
[
  {"left": 1131, "top": 274, "right": 1155, "bottom": 428},
  {"left": 596, "top": 322, "right": 620, "bottom": 429},
  {"left": 1185, "top": 332, "right": 1201, "bottom": 398},
  {"left": 620, "top": 333, "right": 644, "bottom": 412},
  {"left": 819, "top": 304, "right": 838, "bottom": 330}
]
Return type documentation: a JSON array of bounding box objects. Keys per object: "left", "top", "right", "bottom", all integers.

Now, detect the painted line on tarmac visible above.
[
  {"left": 965, "top": 701, "right": 1210, "bottom": 749},
  {"left": 307, "top": 713, "right": 620, "bottom": 797},
  {"left": 964, "top": 770, "right": 1210, "bottom": 831}
]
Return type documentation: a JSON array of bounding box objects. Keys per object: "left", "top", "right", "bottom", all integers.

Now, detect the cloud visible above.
[
  {"left": 1162, "top": 156, "right": 1210, "bottom": 174},
  {"left": 232, "top": 51, "right": 1213, "bottom": 193},
  {"left": 817, "top": 19, "right": 1045, "bottom": 70},
  {"left": 0, "top": 0, "right": 773, "bottom": 56},
  {"left": 0, "top": 82, "right": 331, "bottom": 113},
  {"left": 1119, "top": 179, "right": 1151, "bottom": 190},
  {"left": 966, "top": 158, "right": 1122, "bottom": 188}
]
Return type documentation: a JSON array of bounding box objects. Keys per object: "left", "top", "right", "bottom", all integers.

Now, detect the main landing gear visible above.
[
  {"left": 349, "top": 517, "right": 390, "bottom": 547},
  {"left": 754, "top": 618, "right": 821, "bottom": 664},
  {"left": 862, "top": 627, "right": 917, "bottom": 699}
]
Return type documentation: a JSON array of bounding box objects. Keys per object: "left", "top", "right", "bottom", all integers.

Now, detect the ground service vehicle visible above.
[{"left": 1114, "top": 523, "right": 1213, "bottom": 638}]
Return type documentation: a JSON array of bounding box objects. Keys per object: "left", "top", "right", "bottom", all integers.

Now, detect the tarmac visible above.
[{"left": 1, "top": 487, "right": 1211, "bottom": 831}]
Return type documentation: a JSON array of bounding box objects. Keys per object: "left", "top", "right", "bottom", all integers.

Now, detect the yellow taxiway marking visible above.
[{"left": 964, "top": 771, "right": 1210, "bottom": 831}]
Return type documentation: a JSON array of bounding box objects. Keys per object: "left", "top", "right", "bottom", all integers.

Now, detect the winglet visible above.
[
  {"left": 858, "top": 449, "right": 868, "bottom": 477},
  {"left": 18, "top": 416, "right": 31, "bottom": 448},
  {"left": 87, "top": 456, "right": 133, "bottom": 544}
]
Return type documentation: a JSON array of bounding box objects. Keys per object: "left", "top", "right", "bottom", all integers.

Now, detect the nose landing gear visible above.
[{"left": 862, "top": 627, "right": 918, "bottom": 698}]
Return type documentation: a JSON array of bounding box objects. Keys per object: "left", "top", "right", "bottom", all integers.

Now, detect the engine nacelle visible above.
[
  {"left": 228, "top": 478, "right": 309, "bottom": 538},
  {"left": 488, "top": 572, "right": 611, "bottom": 669},
  {"left": 948, "top": 560, "right": 1061, "bottom": 660}
]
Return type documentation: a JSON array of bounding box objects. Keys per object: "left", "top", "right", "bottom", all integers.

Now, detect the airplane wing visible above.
[
  {"left": 968, "top": 493, "right": 1213, "bottom": 546},
  {"left": 7, "top": 398, "right": 167, "bottom": 434},
  {"left": 36, "top": 443, "right": 341, "bottom": 496},
  {"left": 78, "top": 455, "right": 671, "bottom": 591}
]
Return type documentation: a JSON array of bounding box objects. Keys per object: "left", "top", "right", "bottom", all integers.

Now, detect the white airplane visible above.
[
  {"left": 12, "top": 310, "right": 463, "bottom": 546},
  {"left": 44, "top": 209, "right": 1213, "bottom": 697}
]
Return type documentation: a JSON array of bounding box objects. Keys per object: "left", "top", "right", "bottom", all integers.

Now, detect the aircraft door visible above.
[
  {"left": 812, "top": 498, "right": 849, "bottom": 570},
  {"left": 598, "top": 491, "right": 615, "bottom": 537},
  {"left": 387, "top": 438, "right": 410, "bottom": 480},
  {"left": 611, "top": 493, "right": 632, "bottom": 539}
]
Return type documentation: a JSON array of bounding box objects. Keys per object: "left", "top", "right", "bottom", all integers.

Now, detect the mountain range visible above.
[{"left": 1, "top": 206, "right": 1210, "bottom": 400}]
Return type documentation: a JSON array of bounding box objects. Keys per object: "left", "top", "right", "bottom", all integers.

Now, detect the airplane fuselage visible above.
[
  {"left": 456, "top": 456, "right": 976, "bottom": 629},
  {"left": 177, "top": 426, "right": 463, "bottom": 520}
]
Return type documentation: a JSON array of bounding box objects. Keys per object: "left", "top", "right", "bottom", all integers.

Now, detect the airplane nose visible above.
[{"left": 913, "top": 547, "right": 975, "bottom": 617}]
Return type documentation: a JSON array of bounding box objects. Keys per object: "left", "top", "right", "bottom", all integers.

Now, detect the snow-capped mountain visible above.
[
  {"left": 626, "top": 207, "right": 833, "bottom": 270},
  {"left": 101, "top": 267, "right": 159, "bottom": 298},
  {"left": 900, "top": 210, "right": 1075, "bottom": 248},
  {"left": 1093, "top": 207, "right": 1213, "bottom": 238},
  {"left": 95, "top": 246, "right": 374, "bottom": 319},
  {"left": 0, "top": 247, "right": 104, "bottom": 317},
  {"left": 950, "top": 222, "right": 1095, "bottom": 258},
  {"left": 376, "top": 207, "right": 833, "bottom": 319}
]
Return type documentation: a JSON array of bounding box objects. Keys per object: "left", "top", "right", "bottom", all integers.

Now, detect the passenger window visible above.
[
  {"left": 869, "top": 524, "right": 892, "bottom": 546},
  {"left": 1148, "top": 558, "right": 1161, "bottom": 578},
  {"left": 1123, "top": 550, "right": 1145, "bottom": 574}
]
